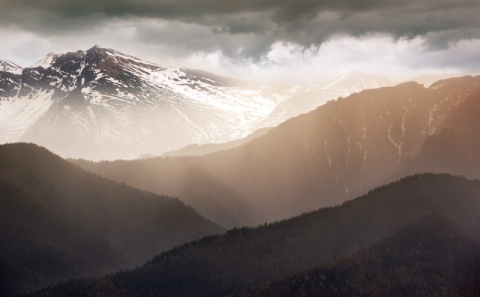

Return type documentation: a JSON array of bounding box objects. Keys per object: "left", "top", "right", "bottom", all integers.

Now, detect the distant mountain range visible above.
[
  {"left": 259, "top": 72, "right": 393, "bottom": 128},
  {"left": 0, "top": 143, "right": 222, "bottom": 295},
  {"left": 0, "top": 46, "right": 392, "bottom": 160},
  {"left": 162, "top": 127, "right": 271, "bottom": 157},
  {"left": 403, "top": 73, "right": 462, "bottom": 87},
  {"left": 162, "top": 72, "right": 393, "bottom": 157},
  {"left": 76, "top": 75, "right": 480, "bottom": 227},
  {"left": 23, "top": 174, "right": 480, "bottom": 297},
  {"left": 3, "top": 47, "right": 479, "bottom": 297},
  {"left": 0, "top": 46, "right": 277, "bottom": 160}
]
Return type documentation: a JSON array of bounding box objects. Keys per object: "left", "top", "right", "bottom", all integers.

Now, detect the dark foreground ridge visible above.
[
  {"left": 24, "top": 173, "right": 480, "bottom": 297},
  {"left": 240, "top": 215, "right": 480, "bottom": 297},
  {"left": 0, "top": 143, "right": 223, "bottom": 295}
]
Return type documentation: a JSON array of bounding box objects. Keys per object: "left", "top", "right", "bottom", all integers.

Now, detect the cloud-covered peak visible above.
[{"left": 0, "top": 0, "right": 479, "bottom": 83}]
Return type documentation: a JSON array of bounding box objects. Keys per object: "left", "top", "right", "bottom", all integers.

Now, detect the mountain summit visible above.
[
  {"left": 0, "top": 46, "right": 394, "bottom": 160},
  {"left": 0, "top": 46, "right": 279, "bottom": 160},
  {"left": 0, "top": 60, "right": 22, "bottom": 75}
]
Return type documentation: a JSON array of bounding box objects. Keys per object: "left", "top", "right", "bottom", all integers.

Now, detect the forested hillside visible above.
[
  {"left": 25, "top": 174, "right": 480, "bottom": 297},
  {"left": 240, "top": 215, "right": 480, "bottom": 297},
  {"left": 0, "top": 143, "right": 223, "bottom": 295}
]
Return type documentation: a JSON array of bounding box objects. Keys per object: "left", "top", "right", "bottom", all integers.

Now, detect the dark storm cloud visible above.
[{"left": 1, "top": 0, "right": 479, "bottom": 60}]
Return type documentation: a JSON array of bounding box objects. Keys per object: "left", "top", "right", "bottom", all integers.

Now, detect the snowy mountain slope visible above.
[
  {"left": 0, "top": 46, "right": 282, "bottom": 160},
  {"left": 0, "top": 47, "right": 393, "bottom": 160},
  {"left": 0, "top": 91, "right": 54, "bottom": 143},
  {"left": 0, "top": 59, "right": 22, "bottom": 75}
]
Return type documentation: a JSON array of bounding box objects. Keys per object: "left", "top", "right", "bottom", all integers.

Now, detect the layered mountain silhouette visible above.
[
  {"left": 2, "top": 47, "right": 479, "bottom": 297},
  {"left": 259, "top": 72, "right": 393, "bottom": 128},
  {"left": 76, "top": 75, "right": 480, "bottom": 226},
  {"left": 0, "top": 143, "right": 222, "bottom": 295},
  {"left": 162, "top": 127, "right": 271, "bottom": 157},
  {"left": 23, "top": 174, "right": 480, "bottom": 297}
]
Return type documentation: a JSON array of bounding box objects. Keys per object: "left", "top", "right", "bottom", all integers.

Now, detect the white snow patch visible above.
[
  {"left": 0, "top": 91, "right": 55, "bottom": 142},
  {"left": 31, "top": 53, "right": 58, "bottom": 68}
]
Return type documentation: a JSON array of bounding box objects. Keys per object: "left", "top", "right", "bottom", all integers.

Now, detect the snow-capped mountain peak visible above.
[
  {"left": 0, "top": 59, "right": 23, "bottom": 75},
  {"left": 0, "top": 46, "right": 280, "bottom": 160},
  {"left": 0, "top": 47, "right": 400, "bottom": 161},
  {"left": 31, "top": 52, "right": 60, "bottom": 69}
]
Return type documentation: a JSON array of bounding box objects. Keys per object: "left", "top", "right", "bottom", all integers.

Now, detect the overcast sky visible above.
[{"left": 1, "top": 0, "right": 480, "bottom": 83}]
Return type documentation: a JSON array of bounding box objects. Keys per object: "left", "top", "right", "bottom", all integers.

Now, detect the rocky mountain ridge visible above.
[
  {"left": 0, "top": 46, "right": 279, "bottom": 159},
  {"left": 0, "top": 46, "right": 393, "bottom": 160},
  {"left": 76, "top": 75, "right": 480, "bottom": 226}
]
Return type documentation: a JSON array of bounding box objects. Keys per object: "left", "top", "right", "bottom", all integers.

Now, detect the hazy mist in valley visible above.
[{"left": 1, "top": 1, "right": 480, "bottom": 296}]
